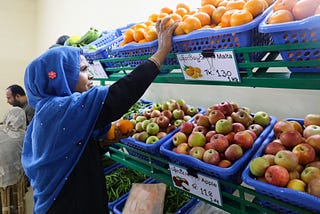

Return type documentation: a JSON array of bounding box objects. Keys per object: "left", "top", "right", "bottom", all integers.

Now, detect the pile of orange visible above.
[
  {"left": 268, "top": 0, "right": 320, "bottom": 24},
  {"left": 120, "top": 0, "right": 275, "bottom": 46}
]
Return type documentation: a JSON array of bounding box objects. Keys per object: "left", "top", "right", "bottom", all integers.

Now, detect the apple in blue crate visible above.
[
  {"left": 150, "top": 109, "right": 161, "bottom": 118},
  {"left": 301, "top": 166, "right": 320, "bottom": 184},
  {"left": 248, "top": 124, "right": 264, "bottom": 137},
  {"left": 142, "top": 119, "right": 151, "bottom": 130},
  {"left": 146, "top": 122, "right": 160, "bottom": 135},
  {"left": 308, "top": 178, "right": 320, "bottom": 197},
  {"left": 273, "top": 120, "right": 295, "bottom": 138},
  {"left": 189, "top": 146, "right": 205, "bottom": 160},
  {"left": 238, "top": 106, "right": 251, "bottom": 115},
  {"left": 306, "top": 134, "right": 320, "bottom": 152},
  {"left": 232, "top": 122, "right": 246, "bottom": 133},
  {"left": 151, "top": 103, "right": 162, "bottom": 111},
  {"left": 264, "top": 140, "right": 286, "bottom": 155},
  {"left": 208, "top": 109, "right": 225, "bottom": 125},
  {"left": 156, "top": 115, "right": 170, "bottom": 128},
  {"left": 156, "top": 131, "right": 167, "bottom": 139},
  {"left": 176, "top": 99, "right": 186, "bottom": 108},
  {"left": 262, "top": 154, "right": 276, "bottom": 165},
  {"left": 292, "top": 143, "right": 316, "bottom": 165},
  {"left": 172, "top": 132, "right": 188, "bottom": 146},
  {"left": 205, "top": 134, "right": 229, "bottom": 152},
  {"left": 246, "top": 130, "right": 257, "bottom": 141},
  {"left": 188, "top": 132, "right": 206, "bottom": 147},
  {"left": 166, "top": 125, "right": 177, "bottom": 134},
  {"left": 138, "top": 131, "right": 149, "bottom": 142},
  {"left": 233, "top": 130, "right": 254, "bottom": 150},
  {"left": 175, "top": 143, "right": 190, "bottom": 155},
  {"left": 218, "top": 159, "right": 232, "bottom": 168},
  {"left": 135, "top": 115, "right": 147, "bottom": 122},
  {"left": 135, "top": 122, "right": 144, "bottom": 132},
  {"left": 143, "top": 109, "right": 152, "bottom": 119},
  {"left": 280, "top": 130, "right": 303, "bottom": 148},
  {"left": 303, "top": 125, "right": 320, "bottom": 139},
  {"left": 274, "top": 150, "right": 299, "bottom": 171},
  {"left": 161, "top": 102, "right": 169, "bottom": 111},
  {"left": 196, "top": 115, "right": 211, "bottom": 129},
  {"left": 265, "top": 165, "right": 290, "bottom": 187},
  {"left": 249, "top": 157, "right": 270, "bottom": 177},
  {"left": 161, "top": 110, "right": 173, "bottom": 120},
  {"left": 231, "top": 109, "right": 253, "bottom": 127},
  {"left": 192, "top": 125, "right": 208, "bottom": 136},
  {"left": 146, "top": 135, "right": 159, "bottom": 144},
  {"left": 168, "top": 102, "right": 181, "bottom": 112},
  {"left": 205, "top": 130, "right": 217, "bottom": 142},
  {"left": 287, "top": 179, "right": 306, "bottom": 192},
  {"left": 172, "top": 109, "right": 185, "bottom": 120},
  {"left": 183, "top": 115, "right": 192, "bottom": 121},
  {"left": 304, "top": 113, "right": 320, "bottom": 127},
  {"left": 186, "top": 106, "right": 199, "bottom": 116},
  {"left": 253, "top": 111, "right": 270, "bottom": 127},
  {"left": 180, "top": 121, "right": 194, "bottom": 135},
  {"left": 203, "top": 148, "right": 220, "bottom": 165},
  {"left": 213, "top": 101, "right": 234, "bottom": 115},
  {"left": 215, "top": 119, "right": 233, "bottom": 135},
  {"left": 224, "top": 144, "right": 243, "bottom": 162}
]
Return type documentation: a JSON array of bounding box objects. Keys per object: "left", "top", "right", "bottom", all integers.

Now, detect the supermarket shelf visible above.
[
  {"left": 96, "top": 42, "right": 320, "bottom": 90},
  {"left": 106, "top": 143, "right": 313, "bottom": 214}
]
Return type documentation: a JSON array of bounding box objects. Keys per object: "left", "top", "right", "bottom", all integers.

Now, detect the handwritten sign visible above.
[
  {"left": 177, "top": 50, "right": 240, "bottom": 82},
  {"left": 89, "top": 61, "right": 108, "bottom": 78},
  {"left": 169, "top": 163, "right": 222, "bottom": 206}
]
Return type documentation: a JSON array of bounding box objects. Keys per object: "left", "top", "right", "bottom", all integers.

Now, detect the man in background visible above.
[{"left": 6, "top": 84, "right": 35, "bottom": 126}]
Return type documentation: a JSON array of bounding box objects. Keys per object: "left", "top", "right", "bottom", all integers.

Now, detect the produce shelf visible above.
[
  {"left": 106, "top": 143, "right": 313, "bottom": 214},
  {"left": 95, "top": 42, "right": 320, "bottom": 90}
]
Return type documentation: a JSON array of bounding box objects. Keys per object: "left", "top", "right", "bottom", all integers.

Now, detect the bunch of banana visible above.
[{"left": 64, "top": 27, "right": 102, "bottom": 47}]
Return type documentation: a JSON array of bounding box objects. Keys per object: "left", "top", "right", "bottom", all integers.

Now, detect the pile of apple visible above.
[
  {"left": 249, "top": 113, "right": 320, "bottom": 198},
  {"left": 170, "top": 101, "right": 272, "bottom": 168},
  {"left": 130, "top": 98, "right": 200, "bottom": 144}
]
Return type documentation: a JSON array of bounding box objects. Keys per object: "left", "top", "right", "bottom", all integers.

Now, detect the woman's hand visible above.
[{"left": 98, "top": 126, "right": 134, "bottom": 148}]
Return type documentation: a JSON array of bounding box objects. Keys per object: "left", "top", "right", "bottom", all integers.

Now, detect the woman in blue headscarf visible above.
[{"left": 22, "top": 17, "right": 178, "bottom": 214}]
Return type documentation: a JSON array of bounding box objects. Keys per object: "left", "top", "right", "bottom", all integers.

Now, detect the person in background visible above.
[
  {"left": 6, "top": 84, "right": 35, "bottom": 126},
  {"left": 22, "top": 16, "right": 178, "bottom": 214},
  {"left": 0, "top": 107, "right": 27, "bottom": 214}
]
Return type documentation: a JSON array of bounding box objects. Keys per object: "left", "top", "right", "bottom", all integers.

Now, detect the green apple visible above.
[
  {"left": 215, "top": 119, "right": 232, "bottom": 134},
  {"left": 253, "top": 111, "right": 271, "bottom": 127},
  {"left": 287, "top": 179, "right": 306, "bottom": 192},
  {"left": 231, "top": 109, "right": 253, "bottom": 127},
  {"left": 172, "top": 132, "right": 188, "bottom": 146},
  {"left": 138, "top": 131, "right": 149, "bottom": 142},
  {"left": 172, "top": 109, "right": 185, "bottom": 120},
  {"left": 301, "top": 166, "right": 320, "bottom": 184},
  {"left": 187, "top": 132, "right": 206, "bottom": 147},
  {"left": 146, "top": 135, "right": 159, "bottom": 144},
  {"left": 135, "top": 115, "right": 147, "bottom": 122},
  {"left": 250, "top": 157, "right": 270, "bottom": 177},
  {"left": 173, "top": 119, "right": 184, "bottom": 127},
  {"left": 151, "top": 102, "right": 162, "bottom": 111},
  {"left": 189, "top": 146, "right": 205, "bottom": 160},
  {"left": 176, "top": 99, "right": 187, "bottom": 108},
  {"left": 304, "top": 113, "right": 320, "bottom": 127},
  {"left": 186, "top": 106, "right": 199, "bottom": 116},
  {"left": 146, "top": 122, "right": 160, "bottom": 135},
  {"left": 274, "top": 150, "right": 299, "bottom": 171},
  {"left": 142, "top": 119, "right": 151, "bottom": 130}
]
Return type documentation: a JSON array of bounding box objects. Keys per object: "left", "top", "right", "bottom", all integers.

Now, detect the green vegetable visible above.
[
  {"left": 164, "top": 185, "right": 192, "bottom": 214},
  {"left": 121, "top": 100, "right": 151, "bottom": 120},
  {"left": 105, "top": 167, "right": 148, "bottom": 202}
]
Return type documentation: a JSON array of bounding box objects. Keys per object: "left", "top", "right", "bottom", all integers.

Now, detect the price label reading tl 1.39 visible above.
[
  {"left": 177, "top": 50, "right": 240, "bottom": 82},
  {"left": 169, "top": 163, "right": 222, "bottom": 206}
]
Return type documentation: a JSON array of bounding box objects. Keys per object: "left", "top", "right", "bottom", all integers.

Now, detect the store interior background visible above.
[{"left": 1, "top": 0, "right": 319, "bottom": 121}]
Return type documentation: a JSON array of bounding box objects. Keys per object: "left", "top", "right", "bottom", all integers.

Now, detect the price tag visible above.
[
  {"left": 177, "top": 50, "right": 240, "bottom": 82},
  {"left": 89, "top": 61, "right": 108, "bottom": 78},
  {"left": 169, "top": 163, "right": 222, "bottom": 206}
]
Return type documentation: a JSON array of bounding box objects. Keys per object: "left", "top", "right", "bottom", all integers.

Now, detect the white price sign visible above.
[
  {"left": 89, "top": 61, "right": 108, "bottom": 78},
  {"left": 169, "top": 163, "right": 222, "bottom": 206},
  {"left": 177, "top": 50, "right": 240, "bottom": 82}
]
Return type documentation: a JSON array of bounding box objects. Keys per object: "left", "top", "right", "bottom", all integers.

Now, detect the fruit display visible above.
[
  {"left": 121, "top": 99, "right": 152, "bottom": 120},
  {"left": 242, "top": 114, "right": 320, "bottom": 212},
  {"left": 119, "top": 0, "right": 274, "bottom": 46},
  {"left": 160, "top": 101, "right": 276, "bottom": 185},
  {"left": 267, "top": 0, "right": 320, "bottom": 24},
  {"left": 64, "top": 27, "right": 103, "bottom": 47}
]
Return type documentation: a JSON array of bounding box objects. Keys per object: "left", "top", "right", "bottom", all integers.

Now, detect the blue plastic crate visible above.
[
  {"left": 242, "top": 118, "right": 320, "bottom": 213},
  {"left": 160, "top": 115, "right": 276, "bottom": 186},
  {"left": 259, "top": 13, "right": 320, "bottom": 72},
  {"left": 172, "top": 6, "right": 273, "bottom": 65},
  {"left": 104, "top": 163, "right": 149, "bottom": 211},
  {"left": 112, "top": 178, "right": 196, "bottom": 214}
]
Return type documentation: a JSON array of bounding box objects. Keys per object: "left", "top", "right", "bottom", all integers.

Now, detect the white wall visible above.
[{"left": 1, "top": 0, "right": 319, "bottom": 120}]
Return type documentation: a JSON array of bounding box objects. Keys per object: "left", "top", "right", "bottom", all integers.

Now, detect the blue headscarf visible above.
[{"left": 22, "top": 46, "right": 109, "bottom": 213}]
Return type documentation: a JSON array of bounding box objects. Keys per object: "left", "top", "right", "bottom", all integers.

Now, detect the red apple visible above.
[
  {"left": 306, "top": 134, "right": 320, "bottom": 152},
  {"left": 273, "top": 120, "right": 294, "bottom": 138},
  {"left": 232, "top": 122, "right": 246, "bottom": 133},
  {"left": 203, "top": 148, "right": 220, "bottom": 165},
  {"left": 262, "top": 154, "right": 275, "bottom": 165},
  {"left": 248, "top": 123, "right": 264, "bottom": 137},
  {"left": 224, "top": 144, "right": 243, "bottom": 162},
  {"left": 289, "top": 120, "right": 303, "bottom": 135},
  {"left": 213, "top": 101, "right": 234, "bottom": 115},
  {"left": 246, "top": 129, "right": 257, "bottom": 141},
  {"left": 192, "top": 125, "right": 208, "bottom": 136},
  {"left": 264, "top": 165, "right": 290, "bottom": 187},
  {"left": 264, "top": 140, "right": 286, "bottom": 155},
  {"left": 196, "top": 115, "right": 211, "bottom": 129},
  {"left": 175, "top": 143, "right": 190, "bottom": 155},
  {"left": 231, "top": 109, "right": 253, "bottom": 127},
  {"left": 218, "top": 159, "right": 232, "bottom": 168},
  {"left": 274, "top": 150, "right": 299, "bottom": 171},
  {"left": 279, "top": 130, "right": 304, "bottom": 148},
  {"left": 304, "top": 114, "right": 320, "bottom": 127},
  {"left": 205, "top": 134, "right": 229, "bottom": 152},
  {"left": 307, "top": 161, "right": 320, "bottom": 169},
  {"left": 307, "top": 178, "right": 320, "bottom": 197},
  {"left": 287, "top": 179, "right": 306, "bottom": 192},
  {"left": 233, "top": 130, "right": 254, "bottom": 150},
  {"left": 156, "top": 131, "right": 167, "bottom": 139},
  {"left": 205, "top": 130, "right": 217, "bottom": 142},
  {"left": 292, "top": 143, "right": 316, "bottom": 165},
  {"left": 208, "top": 109, "right": 225, "bottom": 125},
  {"left": 193, "top": 113, "right": 203, "bottom": 125},
  {"left": 301, "top": 166, "right": 320, "bottom": 184},
  {"left": 303, "top": 125, "right": 320, "bottom": 139},
  {"left": 289, "top": 170, "right": 300, "bottom": 180},
  {"left": 150, "top": 109, "right": 161, "bottom": 118},
  {"left": 156, "top": 115, "right": 170, "bottom": 128},
  {"left": 225, "top": 132, "right": 235, "bottom": 143},
  {"left": 161, "top": 109, "right": 173, "bottom": 120},
  {"left": 180, "top": 121, "right": 194, "bottom": 135},
  {"left": 189, "top": 146, "right": 206, "bottom": 160}
]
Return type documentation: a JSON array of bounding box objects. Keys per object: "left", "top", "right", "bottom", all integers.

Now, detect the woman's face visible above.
[{"left": 75, "top": 55, "right": 94, "bottom": 93}]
